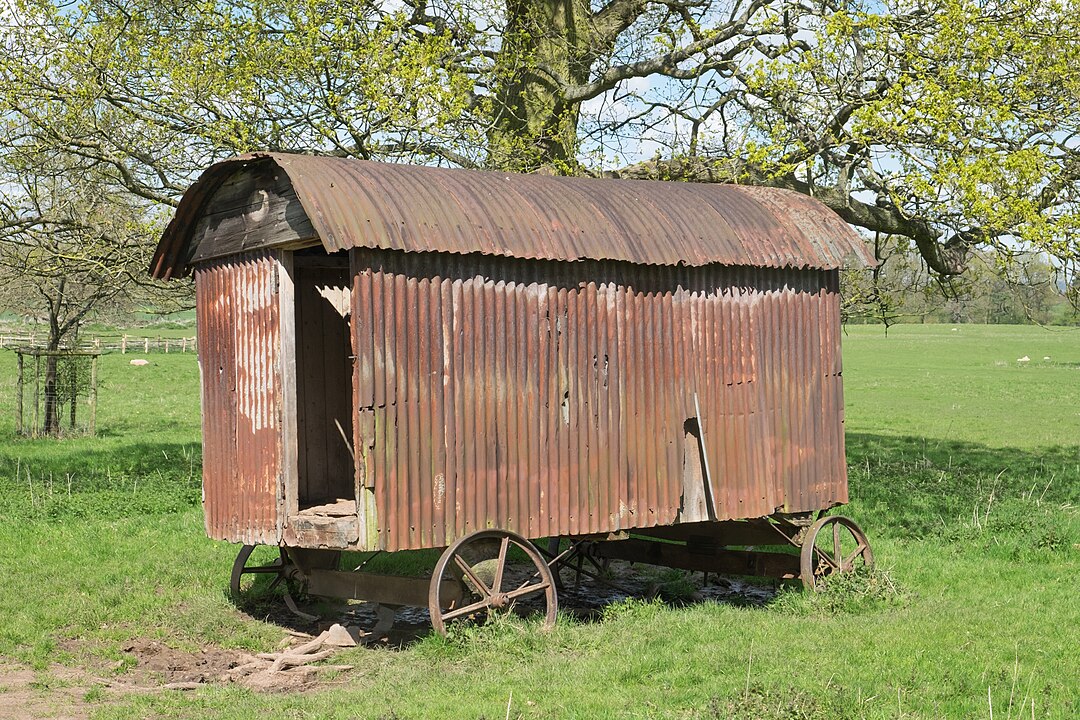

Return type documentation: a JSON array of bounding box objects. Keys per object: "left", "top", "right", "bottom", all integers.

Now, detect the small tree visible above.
[
  {"left": 0, "top": 154, "right": 181, "bottom": 434},
  {"left": 14, "top": 348, "right": 99, "bottom": 437}
]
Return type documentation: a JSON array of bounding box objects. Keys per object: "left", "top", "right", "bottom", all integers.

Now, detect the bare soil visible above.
[
  {"left": 0, "top": 663, "right": 95, "bottom": 720},
  {"left": 118, "top": 638, "right": 248, "bottom": 687}
]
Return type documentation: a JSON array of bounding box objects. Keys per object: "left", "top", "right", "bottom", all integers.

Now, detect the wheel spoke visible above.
[
  {"left": 504, "top": 581, "right": 550, "bottom": 602},
  {"left": 513, "top": 564, "right": 546, "bottom": 591},
  {"left": 800, "top": 516, "right": 873, "bottom": 591},
  {"left": 813, "top": 543, "right": 840, "bottom": 571},
  {"left": 243, "top": 564, "right": 285, "bottom": 574},
  {"left": 430, "top": 529, "right": 558, "bottom": 636},
  {"left": 843, "top": 543, "right": 867, "bottom": 570},
  {"left": 454, "top": 554, "right": 491, "bottom": 597},
  {"left": 492, "top": 536, "right": 510, "bottom": 594},
  {"left": 440, "top": 597, "right": 494, "bottom": 622}
]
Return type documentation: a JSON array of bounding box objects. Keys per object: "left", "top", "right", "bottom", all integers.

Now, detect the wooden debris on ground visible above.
[{"left": 226, "top": 624, "right": 358, "bottom": 691}]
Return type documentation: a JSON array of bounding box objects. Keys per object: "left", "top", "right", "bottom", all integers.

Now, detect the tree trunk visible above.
[
  {"left": 42, "top": 278, "right": 65, "bottom": 436},
  {"left": 42, "top": 340, "right": 61, "bottom": 436},
  {"left": 489, "top": 0, "right": 594, "bottom": 172}
]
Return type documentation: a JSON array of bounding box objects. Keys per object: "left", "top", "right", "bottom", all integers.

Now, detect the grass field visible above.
[{"left": 0, "top": 324, "right": 1077, "bottom": 719}]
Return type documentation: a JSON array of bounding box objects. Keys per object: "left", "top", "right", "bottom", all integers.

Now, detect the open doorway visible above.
[{"left": 293, "top": 249, "right": 355, "bottom": 513}]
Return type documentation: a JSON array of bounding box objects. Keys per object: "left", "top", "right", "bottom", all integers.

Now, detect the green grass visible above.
[{"left": 1, "top": 326, "right": 1078, "bottom": 719}]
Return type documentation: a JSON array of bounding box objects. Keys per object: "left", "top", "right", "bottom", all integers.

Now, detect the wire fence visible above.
[
  {"left": 14, "top": 348, "right": 99, "bottom": 437},
  {"left": 0, "top": 333, "right": 197, "bottom": 355}
]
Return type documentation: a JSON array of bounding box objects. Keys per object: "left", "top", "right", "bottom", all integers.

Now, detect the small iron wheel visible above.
[
  {"left": 230, "top": 544, "right": 289, "bottom": 597},
  {"left": 800, "top": 515, "right": 874, "bottom": 590},
  {"left": 429, "top": 529, "right": 557, "bottom": 636}
]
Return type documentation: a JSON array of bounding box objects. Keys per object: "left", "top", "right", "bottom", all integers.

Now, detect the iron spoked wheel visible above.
[
  {"left": 800, "top": 515, "right": 874, "bottom": 591},
  {"left": 428, "top": 529, "right": 558, "bottom": 637},
  {"left": 229, "top": 544, "right": 289, "bottom": 598}
]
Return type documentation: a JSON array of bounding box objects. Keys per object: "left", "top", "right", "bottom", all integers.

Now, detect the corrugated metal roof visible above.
[{"left": 151, "top": 153, "right": 875, "bottom": 279}]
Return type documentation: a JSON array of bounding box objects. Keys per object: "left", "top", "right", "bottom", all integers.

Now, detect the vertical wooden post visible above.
[
  {"left": 15, "top": 352, "right": 23, "bottom": 435},
  {"left": 182, "top": 337, "right": 187, "bottom": 353},
  {"left": 144, "top": 338, "right": 149, "bottom": 353},
  {"left": 121, "top": 334, "right": 127, "bottom": 353},
  {"left": 277, "top": 251, "right": 300, "bottom": 537},
  {"left": 89, "top": 355, "right": 98, "bottom": 436},
  {"left": 165, "top": 339, "right": 170, "bottom": 353},
  {"left": 33, "top": 353, "right": 40, "bottom": 436},
  {"left": 69, "top": 356, "right": 77, "bottom": 431}
]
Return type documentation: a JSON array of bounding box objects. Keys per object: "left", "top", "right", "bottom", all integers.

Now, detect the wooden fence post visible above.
[
  {"left": 89, "top": 355, "right": 98, "bottom": 436},
  {"left": 121, "top": 334, "right": 127, "bottom": 353},
  {"left": 15, "top": 352, "right": 23, "bottom": 435},
  {"left": 144, "top": 338, "right": 150, "bottom": 353},
  {"left": 33, "top": 353, "right": 40, "bottom": 436}
]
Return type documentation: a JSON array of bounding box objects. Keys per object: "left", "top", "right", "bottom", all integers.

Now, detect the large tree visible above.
[{"left": 2, "top": 0, "right": 1078, "bottom": 284}]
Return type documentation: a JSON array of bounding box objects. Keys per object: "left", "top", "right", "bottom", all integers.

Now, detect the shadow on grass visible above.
[
  {"left": 0, "top": 440, "right": 202, "bottom": 520},
  {"left": 230, "top": 571, "right": 787, "bottom": 650},
  {"left": 845, "top": 433, "right": 1079, "bottom": 542},
  {"left": 245, "top": 433, "right": 1078, "bottom": 646}
]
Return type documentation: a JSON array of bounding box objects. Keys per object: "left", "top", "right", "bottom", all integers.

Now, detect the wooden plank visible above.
[
  {"left": 278, "top": 252, "right": 300, "bottom": 524},
  {"left": 190, "top": 166, "right": 319, "bottom": 264},
  {"left": 634, "top": 519, "right": 795, "bottom": 546},
  {"left": 285, "top": 513, "right": 360, "bottom": 548},
  {"left": 297, "top": 267, "right": 327, "bottom": 500},
  {"left": 306, "top": 569, "right": 463, "bottom": 608},
  {"left": 592, "top": 537, "right": 801, "bottom": 579}
]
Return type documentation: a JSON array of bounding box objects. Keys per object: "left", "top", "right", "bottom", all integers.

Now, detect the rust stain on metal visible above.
[
  {"left": 195, "top": 250, "right": 283, "bottom": 544},
  {"left": 151, "top": 154, "right": 875, "bottom": 280},
  {"left": 350, "top": 250, "right": 848, "bottom": 552}
]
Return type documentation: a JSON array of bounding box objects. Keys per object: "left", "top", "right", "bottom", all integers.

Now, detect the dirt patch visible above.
[
  {"left": 0, "top": 637, "right": 330, "bottom": 717},
  {"left": 114, "top": 638, "right": 338, "bottom": 693},
  {"left": 0, "top": 663, "right": 96, "bottom": 720},
  {"left": 119, "top": 639, "right": 247, "bottom": 687},
  {"left": 47, "top": 636, "right": 337, "bottom": 697}
]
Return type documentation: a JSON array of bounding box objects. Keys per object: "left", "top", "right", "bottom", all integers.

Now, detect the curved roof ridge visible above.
[{"left": 150, "top": 153, "right": 875, "bottom": 279}]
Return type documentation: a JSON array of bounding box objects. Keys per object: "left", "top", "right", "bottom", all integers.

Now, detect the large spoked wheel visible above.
[
  {"left": 800, "top": 515, "right": 874, "bottom": 590},
  {"left": 429, "top": 529, "right": 558, "bottom": 636},
  {"left": 230, "top": 544, "right": 289, "bottom": 597}
]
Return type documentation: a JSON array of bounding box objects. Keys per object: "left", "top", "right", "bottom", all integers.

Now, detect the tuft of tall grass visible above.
[{"left": 771, "top": 565, "right": 913, "bottom": 616}]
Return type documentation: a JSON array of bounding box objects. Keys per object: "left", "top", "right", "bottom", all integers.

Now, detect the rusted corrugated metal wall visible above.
[
  {"left": 195, "top": 250, "right": 283, "bottom": 544},
  {"left": 352, "top": 249, "right": 847, "bottom": 552}
]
